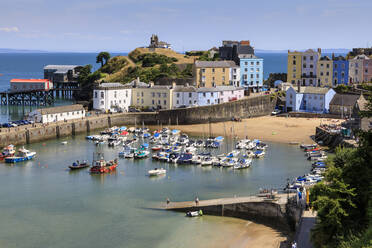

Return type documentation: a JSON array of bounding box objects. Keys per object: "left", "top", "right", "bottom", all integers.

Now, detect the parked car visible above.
[
  {"left": 271, "top": 109, "right": 281, "bottom": 115},
  {"left": 2, "top": 123, "right": 12, "bottom": 128}
]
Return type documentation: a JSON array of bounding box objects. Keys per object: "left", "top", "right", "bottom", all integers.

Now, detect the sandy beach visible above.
[{"left": 153, "top": 116, "right": 342, "bottom": 144}]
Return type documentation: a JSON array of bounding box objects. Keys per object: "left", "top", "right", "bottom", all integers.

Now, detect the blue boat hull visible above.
[{"left": 5, "top": 155, "right": 35, "bottom": 163}]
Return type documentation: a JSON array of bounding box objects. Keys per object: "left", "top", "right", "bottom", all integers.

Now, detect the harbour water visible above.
[
  {"left": 0, "top": 52, "right": 313, "bottom": 247},
  {"left": 0, "top": 133, "right": 311, "bottom": 248}
]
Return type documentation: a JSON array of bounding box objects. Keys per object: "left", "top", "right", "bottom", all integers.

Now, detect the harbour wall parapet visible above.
[{"left": 0, "top": 95, "right": 275, "bottom": 146}]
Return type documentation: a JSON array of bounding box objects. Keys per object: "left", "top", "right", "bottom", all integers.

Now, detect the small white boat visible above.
[
  {"left": 234, "top": 158, "right": 252, "bottom": 170},
  {"left": 201, "top": 156, "right": 213, "bottom": 166},
  {"left": 148, "top": 168, "right": 166, "bottom": 176},
  {"left": 186, "top": 210, "right": 203, "bottom": 217},
  {"left": 61, "top": 141, "right": 68, "bottom": 145}
]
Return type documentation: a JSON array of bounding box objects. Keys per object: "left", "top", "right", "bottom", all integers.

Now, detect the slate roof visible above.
[
  {"left": 330, "top": 94, "right": 361, "bottom": 107},
  {"left": 194, "top": 61, "right": 236, "bottom": 68},
  {"left": 43, "top": 65, "right": 80, "bottom": 73},
  {"left": 36, "top": 104, "right": 84, "bottom": 115},
  {"left": 291, "top": 86, "right": 332, "bottom": 94}
]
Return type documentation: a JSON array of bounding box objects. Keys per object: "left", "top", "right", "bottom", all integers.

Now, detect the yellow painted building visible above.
[
  {"left": 287, "top": 51, "right": 302, "bottom": 85},
  {"left": 131, "top": 84, "right": 173, "bottom": 110},
  {"left": 317, "top": 56, "right": 333, "bottom": 87},
  {"left": 194, "top": 60, "right": 236, "bottom": 87}
]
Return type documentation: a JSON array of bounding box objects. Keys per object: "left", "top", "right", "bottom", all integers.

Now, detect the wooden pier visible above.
[
  {"left": 53, "top": 81, "right": 80, "bottom": 99},
  {"left": 0, "top": 90, "right": 54, "bottom": 106}
]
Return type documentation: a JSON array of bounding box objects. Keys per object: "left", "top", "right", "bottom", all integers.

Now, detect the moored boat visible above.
[
  {"left": 148, "top": 168, "right": 166, "bottom": 176},
  {"left": 69, "top": 160, "right": 90, "bottom": 170},
  {"left": 0, "top": 145, "right": 16, "bottom": 160},
  {"left": 5, "top": 147, "right": 36, "bottom": 163},
  {"left": 90, "top": 158, "right": 118, "bottom": 174}
]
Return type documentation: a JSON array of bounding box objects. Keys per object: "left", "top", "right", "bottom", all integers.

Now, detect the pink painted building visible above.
[{"left": 217, "top": 86, "right": 245, "bottom": 103}]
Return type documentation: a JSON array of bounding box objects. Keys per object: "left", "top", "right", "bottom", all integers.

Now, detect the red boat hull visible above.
[{"left": 90, "top": 163, "right": 118, "bottom": 174}]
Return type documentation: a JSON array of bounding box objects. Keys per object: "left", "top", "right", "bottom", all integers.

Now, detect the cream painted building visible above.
[
  {"left": 131, "top": 82, "right": 173, "bottom": 110},
  {"left": 317, "top": 56, "right": 333, "bottom": 87},
  {"left": 287, "top": 51, "right": 302, "bottom": 85},
  {"left": 194, "top": 61, "right": 236, "bottom": 87}
]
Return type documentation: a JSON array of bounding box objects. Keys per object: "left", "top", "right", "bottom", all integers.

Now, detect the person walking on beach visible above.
[
  {"left": 166, "top": 197, "right": 170, "bottom": 205},
  {"left": 195, "top": 196, "right": 199, "bottom": 206}
]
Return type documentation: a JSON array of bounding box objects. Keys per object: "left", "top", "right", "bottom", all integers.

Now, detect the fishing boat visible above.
[
  {"left": 5, "top": 147, "right": 36, "bottom": 163},
  {"left": 0, "top": 145, "right": 16, "bottom": 160},
  {"left": 148, "top": 168, "right": 166, "bottom": 176},
  {"left": 90, "top": 158, "right": 118, "bottom": 174},
  {"left": 186, "top": 210, "right": 203, "bottom": 217},
  {"left": 68, "top": 160, "right": 90, "bottom": 170},
  {"left": 233, "top": 158, "right": 252, "bottom": 170}
]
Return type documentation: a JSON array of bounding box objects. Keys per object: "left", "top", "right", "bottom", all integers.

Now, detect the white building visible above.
[
  {"left": 28, "top": 104, "right": 85, "bottom": 123},
  {"left": 230, "top": 65, "right": 241, "bottom": 86},
  {"left": 93, "top": 83, "right": 132, "bottom": 112},
  {"left": 172, "top": 85, "right": 244, "bottom": 108},
  {"left": 10, "top": 79, "right": 53, "bottom": 92}
]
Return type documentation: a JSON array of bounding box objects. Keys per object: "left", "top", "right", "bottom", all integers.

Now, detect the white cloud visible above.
[{"left": 0, "top": 27, "right": 19, "bottom": 32}]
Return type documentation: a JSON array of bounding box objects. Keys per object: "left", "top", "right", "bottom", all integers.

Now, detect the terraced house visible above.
[
  {"left": 349, "top": 55, "right": 368, "bottom": 84},
  {"left": 332, "top": 55, "right": 349, "bottom": 86},
  {"left": 301, "top": 49, "right": 321, "bottom": 86},
  {"left": 194, "top": 61, "right": 236, "bottom": 87},
  {"left": 287, "top": 50, "right": 303, "bottom": 85},
  {"left": 239, "top": 54, "right": 264, "bottom": 92},
  {"left": 317, "top": 56, "right": 333, "bottom": 87}
]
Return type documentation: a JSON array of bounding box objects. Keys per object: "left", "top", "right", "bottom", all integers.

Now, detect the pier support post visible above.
[
  {"left": 56, "top": 125, "right": 60, "bottom": 138},
  {"left": 25, "top": 129, "right": 30, "bottom": 144},
  {"left": 86, "top": 120, "right": 90, "bottom": 133},
  {"left": 72, "top": 123, "right": 76, "bottom": 136},
  {"left": 108, "top": 116, "right": 112, "bottom": 127}
]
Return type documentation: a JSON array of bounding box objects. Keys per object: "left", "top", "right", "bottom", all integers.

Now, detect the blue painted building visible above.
[
  {"left": 285, "top": 85, "right": 336, "bottom": 113},
  {"left": 332, "top": 55, "right": 349, "bottom": 86},
  {"left": 239, "top": 54, "right": 264, "bottom": 92}
]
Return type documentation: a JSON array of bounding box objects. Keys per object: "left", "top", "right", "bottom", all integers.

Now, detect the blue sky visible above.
[{"left": 0, "top": 0, "right": 371, "bottom": 52}]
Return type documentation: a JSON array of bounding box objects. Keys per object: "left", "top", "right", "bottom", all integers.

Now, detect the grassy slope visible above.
[{"left": 102, "top": 48, "right": 197, "bottom": 82}]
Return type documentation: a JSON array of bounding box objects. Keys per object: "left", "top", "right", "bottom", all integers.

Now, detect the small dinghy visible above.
[
  {"left": 69, "top": 160, "right": 90, "bottom": 170},
  {"left": 148, "top": 168, "right": 166, "bottom": 176},
  {"left": 61, "top": 141, "right": 68, "bottom": 145},
  {"left": 186, "top": 210, "right": 203, "bottom": 217}
]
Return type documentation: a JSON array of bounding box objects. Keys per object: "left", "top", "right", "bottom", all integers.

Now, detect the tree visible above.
[
  {"left": 73, "top": 64, "right": 102, "bottom": 104},
  {"left": 96, "top": 52, "right": 111, "bottom": 67},
  {"left": 310, "top": 84, "right": 372, "bottom": 248},
  {"left": 264, "top": 73, "right": 287, "bottom": 88}
]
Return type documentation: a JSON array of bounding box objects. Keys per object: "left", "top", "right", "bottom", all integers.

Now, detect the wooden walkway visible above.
[{"left": 159, "top": 193, "right": 292, "bottom": 210}]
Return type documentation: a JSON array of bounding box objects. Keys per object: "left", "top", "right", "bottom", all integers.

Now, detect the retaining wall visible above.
[{"left": 0, "top": 95, "right": 275, "bottom": 146}]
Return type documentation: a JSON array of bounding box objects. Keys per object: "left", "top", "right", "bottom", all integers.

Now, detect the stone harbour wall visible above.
[{"left": 0, "top": 95, "right": 275, "bottom": 147}]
